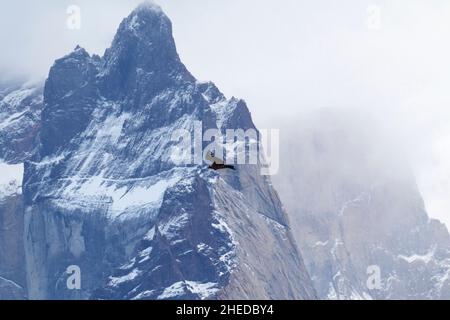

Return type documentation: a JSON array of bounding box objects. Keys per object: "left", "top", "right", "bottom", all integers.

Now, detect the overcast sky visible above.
[{"left": 1, "top": 0, "right": 449, "bottom": 226}]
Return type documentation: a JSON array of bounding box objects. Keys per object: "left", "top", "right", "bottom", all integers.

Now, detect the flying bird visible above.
[{"left": 206, "top": 151, "right": 236, "bottom": 171}]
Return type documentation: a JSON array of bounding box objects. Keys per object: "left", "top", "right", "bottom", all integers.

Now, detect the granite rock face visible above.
[
  {"left": 273, "top": 110, "right": 450, "bottom": 299},
  {"left": 0, "top": 81, "right": 43, "bottom": 299},
  {"left": 0, "top": 182, "right": 26, "bottom": 300},
  {"left": 0, "top": 82, "right": 43, "bottom": 163}
]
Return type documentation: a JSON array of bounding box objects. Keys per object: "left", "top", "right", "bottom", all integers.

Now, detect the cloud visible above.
[{"left": 1, "top": 0, "right": 449, "bottom": 225}]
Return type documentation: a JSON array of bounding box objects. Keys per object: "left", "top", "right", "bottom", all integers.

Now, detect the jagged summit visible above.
[
  {"left": 133, "top": 1, "right": 164, "bottom": 15},
  {"left": 96, "top": 2, "right": 190, "bottom": 100},
  {"left": 119, "top": 1, "right": 169, "bottom": 38},
  {"left": 52, "top": 45, "right": 91, "bottom": 67},
  {"left": 49, "top": 1, "right": 187, "bottom": 101},
  {"left": 104, "top": 1, "right": 178, "bottom": 62}
]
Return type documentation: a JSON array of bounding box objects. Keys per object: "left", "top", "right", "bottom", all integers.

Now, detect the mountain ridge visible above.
[{"left": 20, "top": 2, "right": 316, "bottom": 300}]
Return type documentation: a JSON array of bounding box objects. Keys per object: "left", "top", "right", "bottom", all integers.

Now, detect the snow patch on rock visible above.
[{"left": 0, "top": 162, "right": 23, "bottom": 198}]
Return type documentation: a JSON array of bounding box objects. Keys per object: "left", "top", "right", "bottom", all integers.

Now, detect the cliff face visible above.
[
  {"left": 0, "top": 180, "right": 26, "bottom": 300},
  {"left": 0, "top": 82, "right": 43, "bottom": 299},
  {"left": 0, "top": 82, "right": 42, "bottom": 163},
  {"left": 21, "top": 3, "right": 315, "bottom": 300},
  {"left": 273, "top": 110, "right": 450, "bottom": 299}
]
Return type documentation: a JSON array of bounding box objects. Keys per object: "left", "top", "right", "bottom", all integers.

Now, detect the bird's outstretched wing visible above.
[
  {"left": 206, "top": 151, "right": 235, "bottom": 170},
  {"left": 209, "top": 162, "right": 236, "bottom": 171}
]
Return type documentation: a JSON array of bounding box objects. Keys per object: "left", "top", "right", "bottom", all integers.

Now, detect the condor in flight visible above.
[{"left": 206, "top": 151, "right": 236, "bottom": 171}]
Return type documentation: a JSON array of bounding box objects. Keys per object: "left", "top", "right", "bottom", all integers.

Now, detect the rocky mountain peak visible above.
[
  {"left": 2, "top": 2, "right": 317, "bottom": 301},
  {"left": 102, "top": 1, "right": 181, "bottom": 80}
]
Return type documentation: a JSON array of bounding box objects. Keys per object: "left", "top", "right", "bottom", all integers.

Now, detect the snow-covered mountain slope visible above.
[
  {"left": 23, "top": 2, "right": 316, "bottom": 300},
  {"left": 0, "top": 162, "right": 26, "bottom": 300},
  {"left": 273, "top": 110, "right": 450, "bottom": 299},
  {"left": 0, "top": 82, "right": 43, "bottom": 164},
  {"left": 0, "top": 82, "right": 43, "bottom": 300}
]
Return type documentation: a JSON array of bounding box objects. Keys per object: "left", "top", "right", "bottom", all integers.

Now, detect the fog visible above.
[{"left": 0, "top": 0, "right": 449, "bottom": 226}]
